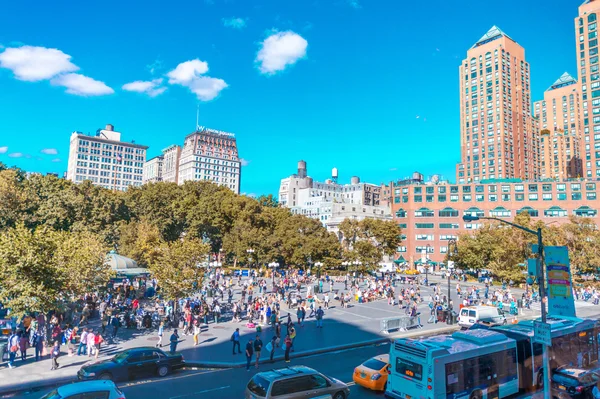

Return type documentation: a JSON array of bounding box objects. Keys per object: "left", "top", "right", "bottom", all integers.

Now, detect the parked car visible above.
[
  {"left": 551, "top": 367, "right": 600, "bottom": 399},
  {"left": 77, "top": 347, "right": 185, "bottom": 382},
  {"left": 458, "top": 305, "right": 506, "bottom": 329},
  {"left": 40, "top": 380, "right": 125, "bottom": 399},
  {"left": 353, "top": 354, "right": 390, "bottom": 391},
  {"left": 245, "top": 366, "right": 350, "bottom": 399}
]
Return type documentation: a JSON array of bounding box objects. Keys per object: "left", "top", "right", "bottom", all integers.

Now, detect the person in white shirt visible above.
[{"left": 324, "top": 294, "right": 329, "bottom": 309}]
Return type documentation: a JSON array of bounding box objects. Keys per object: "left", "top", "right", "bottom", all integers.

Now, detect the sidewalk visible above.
[{"left": 0, "top": 274, "right": 582, "bottom": 395}]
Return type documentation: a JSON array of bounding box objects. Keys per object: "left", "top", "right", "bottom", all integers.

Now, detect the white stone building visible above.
[{"left": 67, "top": 124, "right": 147, "bottom": 191}]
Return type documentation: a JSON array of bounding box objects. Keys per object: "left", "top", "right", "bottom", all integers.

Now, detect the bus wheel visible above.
[
  {"left": 537, "top": 370, "right": 544, "bottom": 389},
  {"left": 470, "top": 390, "right": 482, "bottom": 399}
]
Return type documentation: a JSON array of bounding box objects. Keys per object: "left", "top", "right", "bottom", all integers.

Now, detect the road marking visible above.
[
  {"left": 119, "top": 369, "right": 227, "bottom": 389},
  {"left": 169, "top": 385, "right": 230, "bottom": 399}
]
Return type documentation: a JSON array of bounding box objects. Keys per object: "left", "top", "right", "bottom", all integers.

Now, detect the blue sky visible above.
[{"left": 0, "top": 0, "right": 585, "bottom": 195}]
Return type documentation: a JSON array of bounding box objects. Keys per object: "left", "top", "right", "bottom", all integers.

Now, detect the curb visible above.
[
  {"left": 0, "top": 376, "right": 76, "bottom": 398},
  {"left": 184, "top": 324, "right": 462, "bottom": 369}
]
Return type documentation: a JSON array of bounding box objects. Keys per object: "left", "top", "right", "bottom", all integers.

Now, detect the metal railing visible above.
[{"left": 380, "top": 314, "right": 422, "bottom": 334}]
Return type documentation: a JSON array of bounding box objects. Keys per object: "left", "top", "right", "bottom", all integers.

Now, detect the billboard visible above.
[{"left": 544, "top": 246, "right": 576, "bottom": 318}]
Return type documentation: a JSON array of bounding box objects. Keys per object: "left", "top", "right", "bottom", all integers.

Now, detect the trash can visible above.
[
  {"left": 314, "top": 285, "right": 320, "bottom": 294},
  {"left": 517, "top": 299, "right": 523, "bottom": 309},
  {"left": 446, "top": 310, "right": 452, "bottom": 325}
]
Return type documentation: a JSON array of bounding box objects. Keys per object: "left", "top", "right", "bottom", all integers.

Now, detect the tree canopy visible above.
[{"left": 449, "top": 212, "right": 600, "bottom": 283}]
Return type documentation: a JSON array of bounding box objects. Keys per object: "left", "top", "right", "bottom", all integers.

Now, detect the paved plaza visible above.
[{"left": 1, "top": 274, "right": 599, "bottom": 395}]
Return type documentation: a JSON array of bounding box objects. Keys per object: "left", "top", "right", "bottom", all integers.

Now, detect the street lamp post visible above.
[
  {"left": 314, "top": 262, "right": 323, "bottom": 279},
  {"left": 268, "top": 262, "right": 279, "bottom": 287},
  {"left": 463, "top": 214, "right": 550, "bottom": 395},
  {"left": 424, "top": 244, "right": 431, "bottom": 286},
  {"left": 246, "top": 248, "right": 255, "bottom": 268},
  {"left": 447, "top": 239, "right": 458, "bottom": 311}
]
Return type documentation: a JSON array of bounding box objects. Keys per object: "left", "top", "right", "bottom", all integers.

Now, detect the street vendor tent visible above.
[{"left": 105, "top": 251, "right": 149, "bottom": 276}]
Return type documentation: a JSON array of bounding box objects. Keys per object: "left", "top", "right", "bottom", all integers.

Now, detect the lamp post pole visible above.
[
  {"left": 424, "top": 244, "right": 431, "bottom": 286},
  {"left": 462, "top": 215, "right": 550, "bottom": 395},
  {"left": 447, "top": 239, "right": 458, "bottom": 311},
  {"left": 246, "top": 248, "right": 255, "bottom": 269}
]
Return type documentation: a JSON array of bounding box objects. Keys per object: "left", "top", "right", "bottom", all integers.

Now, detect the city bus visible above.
[
  {"left": 491, "top": 316, "right": 600, "bottom": 391},
  {"left": 386, "top": 329, "right": 519, "bottom": 399}
]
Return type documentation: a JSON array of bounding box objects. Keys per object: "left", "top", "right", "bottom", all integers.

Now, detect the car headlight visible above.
[
  {"left": 371, "top": 373, "right": 382, "bottom": 380},
  {"left": 83, "top": 371, "right": 96, "bottom": 377}
]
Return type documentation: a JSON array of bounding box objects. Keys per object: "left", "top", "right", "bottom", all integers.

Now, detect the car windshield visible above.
[
  {"left": 362, "top": 358, "right": 387, "bottom": 371},
  {"left": 113, "top": 351, "right": 130, "bottom": 363},
  {"left": 247, "top": 375, "right": 270, "bottom": 397},
  {"left": 39, "top": 389, "right": 62, "bottom": 399}
]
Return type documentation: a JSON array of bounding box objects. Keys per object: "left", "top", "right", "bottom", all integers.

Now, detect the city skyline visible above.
[{"left": 0, "top": 0, "right": 585, "bottom": 196}]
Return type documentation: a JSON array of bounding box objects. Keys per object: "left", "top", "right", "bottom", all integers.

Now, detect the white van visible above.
[{"left": 458, "top": 305, "right": 506, "bottom": 328}]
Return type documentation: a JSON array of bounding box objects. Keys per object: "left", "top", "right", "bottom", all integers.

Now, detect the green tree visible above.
[
  {"left": 257, "top": 194, "right": 278, "bottom": 208},
  {"left": 148, "top": 238, "right": 210, "bottom": 300},
  {"left": 118, "top": 220, "right": 164, "bottom": 268}
]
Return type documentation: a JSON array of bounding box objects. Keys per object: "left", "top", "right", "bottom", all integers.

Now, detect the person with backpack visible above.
[
  {"left": 315, "top": 306, "right": 324, "bottom": 328},
  {"left": 245, "top": 338, "right": 254, "bottom": 371},
  {"left": 231, "top": 328, "right": 241, "bottom": 354},
  {"left": 50, "top": 341, "right": 60, "bottom": 370}
]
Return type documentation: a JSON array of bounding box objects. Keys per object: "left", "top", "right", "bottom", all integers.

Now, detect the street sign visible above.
[{"left": 533, "top": 321, "right": 552, "bottom": 346}]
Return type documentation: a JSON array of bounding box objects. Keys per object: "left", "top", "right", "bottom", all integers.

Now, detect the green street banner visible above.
[{"left": 545, "top": 246, "right": 576, "bottom": 318}]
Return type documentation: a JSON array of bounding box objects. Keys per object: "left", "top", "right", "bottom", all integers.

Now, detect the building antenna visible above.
[{"left": 196, "top": 103, "right": 200, "bottom": 131}]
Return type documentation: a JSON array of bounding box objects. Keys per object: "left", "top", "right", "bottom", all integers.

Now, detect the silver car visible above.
[{"left": 245, "top": 366, "right": 350, "bottom": 399}]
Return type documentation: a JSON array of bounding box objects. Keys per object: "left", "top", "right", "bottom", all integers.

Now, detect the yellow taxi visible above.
[
  {"left": 352, "top": 354, "right": 390, "bottom": 391},
  {"left": 405, "top": 269, "right": 420, "bottom": 275}
]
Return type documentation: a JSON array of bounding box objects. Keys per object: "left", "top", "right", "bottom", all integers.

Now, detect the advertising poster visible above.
[{"left": 544, "top": 246, "right": 576, "bottom": 318}]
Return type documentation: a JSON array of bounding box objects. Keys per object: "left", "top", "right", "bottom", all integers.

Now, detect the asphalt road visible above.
[{"left": 13, "top": 343, "right": 391, "bottom": 399}]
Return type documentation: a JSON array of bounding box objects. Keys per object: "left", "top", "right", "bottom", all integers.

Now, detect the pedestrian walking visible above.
[
  {"left": 324, "top": 294, "right": 329, "bottom": 310},
  {"left": 110, "top": 315, "right": 120, "bottom": 338},
  {"left": 87, "top": 330, "right": 96, "bottom": 357},
  {"left": 289, "top": 326, "right": 296, "bottom": 352},
  {"left": 214, "top": 304, "right": 221, "bottom": 324},
  {"left": 284, "top": 334, "right": 292, "bottom": 363},
  {"left": 254, "top": 335, "right": 262, "bottom": 369},
  {"left": 169, "top": 329, "right": 180, "bottom": 354},
  {"left": 77, "top": 328, "right": 88, "bottom": 356},
  {"left": 246, "top": 339, "right": 254, "bottom": 371},
  {"left": 269, "top": 335, "right": 277, "bottom": 362},
  {"left": 19, "top": 331, "right": 28, "bottom": 361},
  {"left": 7, "top": 330, "right": 19, "bottom": 369},
  {"left": 50, "top": 341, "right": 60, "bottom": 370},
  {"left": 34, "top": 330, "right": 45, "bottom": 361},
  {"left": 193, "top": 320, "right": 201, "bottom": 346},
  {"left": 315, "top": 306, "right": 324, "bottom": 328},
  {"left": 94, "top": 331, "right": 104, "bottom": 360},
  {"left": 232, "top": 328, "right": 241, "bottom": 354},
  {"left": 156, "top": 321, "right": 164, "bottom": 348}
]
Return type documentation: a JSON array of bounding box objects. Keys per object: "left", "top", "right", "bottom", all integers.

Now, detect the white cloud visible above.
[
  {"left": 256, "top": 31, "right": 308, "bottom": 74},
  {"left": 0, "top": 45, "right": 78, "bottom": 81},
  {"left": 41, "top": 148, "right": 58, "bottom": 155},
  {"left": 222, "top": 17, "right": 247, "bottom": 29},
  {"left": 167, "top": 60, "right": 208, "bottom": 84},
  {"left": 348, "top": 0, "right": 361, "bottom": 8},
  {"left": 0, "top": 146, "right": 7, "bottom": 154},
  {"left": 51, "top": 158, "right": 61, "bottom": 163},
  {"left": 240, "top": 158, "right": 250, "bottom": 167},
  {"left": 122, "top": 78, "right": 166, "bottom": 97},
  {"left": 167, "top": 59, "right": 228, "bottom": 101},
  {"left": 8, "top": 152, "right": 23, "bottom": 158},
  {"left": 51, "top": 73, "right": 114, "bottom": 96}
]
